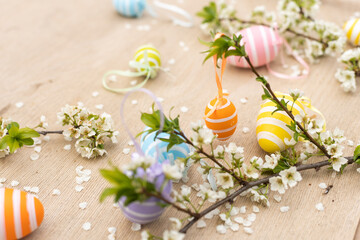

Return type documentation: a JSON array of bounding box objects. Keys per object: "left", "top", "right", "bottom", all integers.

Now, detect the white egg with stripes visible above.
[
  {"left": 227, "top": 25, "right": 283, "bottom": 68},
  {"left": 256, "top": 93, "right": 305, "bottom": 153},
  {"left": 343, "top": 18, "right": 360, "bottom": 45}
]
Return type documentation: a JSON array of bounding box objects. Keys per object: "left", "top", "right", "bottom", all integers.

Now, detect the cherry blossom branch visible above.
[
  {"left": 219, "top": 17, "right": 328, "bottom": 48},
  {"left": 37, "top": 130, "right": 64, "bottom": 135},
  {"left": 144, "top": 191, "right": 200, "bottom": 218},
  {"left": 179, "top": 156, "right": 354, "bottom": 233},
  {"left": 243, "top": 55, "right": 332, "bottom": 159},
  {"left": 175, "top": 130, "right": 248, "bottom": 185}
]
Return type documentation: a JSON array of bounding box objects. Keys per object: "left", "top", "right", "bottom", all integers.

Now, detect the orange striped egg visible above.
[
  {"left": 256, "top": 93, "right": 305, "bottom": 153},
  {"left": 0, "top": 188, "right": 44, "bottom": 240},
  {"left": 205, "top": 96, "right": 238, "bottom": 141}
]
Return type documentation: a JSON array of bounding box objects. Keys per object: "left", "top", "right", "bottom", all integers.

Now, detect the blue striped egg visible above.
[
  {"left": 112, "top": 0, "right": 146, "bottom": 18},
  {"left": 140, "top": 128, "right": 190, "bottom": 164},
  {"left": 119, "top": 175, "right": 172, "bottom": 224}
]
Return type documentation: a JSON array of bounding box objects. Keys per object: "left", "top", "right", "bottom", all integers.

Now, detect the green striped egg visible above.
[
  {"left": 256, "top": 93, "right": 305, "bottom": 153},
  {"left": 134, "top": 45, "right": 161, "bottom": 77}
]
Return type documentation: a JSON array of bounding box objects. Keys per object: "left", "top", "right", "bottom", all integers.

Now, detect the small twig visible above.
[
  {"left": 243, "top": 55, "right": 332, "bottom": 159},
  {"left": 144, "top": 191, "right": 200, "bottom": 218},
  {"left": 219, "top": 17, "right": 328, "bottom": 48},
  {"left": 179, "top": 157, "right": 354, "bottom": 233},
  {"left": 37, "top": 130, "right": 64, "bottom": 135},
  {"left": 176, "top": 130, "right": 248, "bottom": 186},
  {"left": 324, "top": 185, "right": 333, "bottom": 194}
]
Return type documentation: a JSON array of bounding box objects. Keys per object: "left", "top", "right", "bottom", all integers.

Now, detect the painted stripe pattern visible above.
[
  {"left": 256, "top": 93, "right": 305, "bottom": 153},
  {"left": 118, "top": 180, "right": 172, "bottom": 224},
  {"left": 343, "top": 18, "right": 360, "bottom": 45},
  {"left": 228, "top": 25, "right": 283, "bottom": 68},
  {"left": 134, "top": 45, "right": 161, "bottom": 72},
  {"left": 0, "top": 188, "right": 44, "bottom": 240},
  {"left": 205, "top": 97, "right": 238, "bottom": 141},
  {"left": 140, "top": 127, "right": 190, "bottom": 164},
  {"left": 113, "top": 0, "right": 146, "bottom": 18}
]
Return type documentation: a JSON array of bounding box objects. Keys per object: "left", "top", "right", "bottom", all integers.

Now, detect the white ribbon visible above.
[{"left": 149, "top": 0, "right": 194, "bottom": 28}]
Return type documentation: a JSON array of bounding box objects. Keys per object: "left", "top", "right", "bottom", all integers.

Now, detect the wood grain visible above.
[{"left": 0, "top": 0, "right": 359, "bottom": 239}]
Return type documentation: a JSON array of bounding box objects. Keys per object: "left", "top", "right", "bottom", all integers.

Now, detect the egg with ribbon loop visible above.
[
  {"left": 343, "top": 18, "right": 360, "bottom": 46},
  {"left": 134, "top": 45, "right": 161, "bottom": 78},
  {"left": 228, "top": 25, "right": 283, "bottom": 68},
  {"left": 119, "top": 161, "right": 172, "bottom": 224},
  {"left": 205, "top": 95, "right": 238, "bottom": 141},
  {"left": 140, "top": 127, "right": 190, "bottom": 164},
  {"left": 256, "top": 92, "right": 305, "bottom": 153},
  {"left": 113, "top": 0, "right": 146, "bottom": 18},
  {"left": 0, "top": 188, "right": 45, "bottom": 240}
]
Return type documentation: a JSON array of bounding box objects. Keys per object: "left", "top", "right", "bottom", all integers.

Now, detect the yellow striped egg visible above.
[
  {"left": 343, "top": 18, "right": 360, "bottom": 45},
  {"left": 134, "top": 45, "right": 161, "bottom": 77},
  {"left": 256, "top": 93, "right": 305, "bottom": 153},
  {"left": 0, "top": 188, "right": 44, "bottom": 240}
]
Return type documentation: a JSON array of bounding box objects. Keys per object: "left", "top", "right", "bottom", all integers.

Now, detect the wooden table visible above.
[{"left": 0, "top": 0, "right": 360, "bottom": 239}]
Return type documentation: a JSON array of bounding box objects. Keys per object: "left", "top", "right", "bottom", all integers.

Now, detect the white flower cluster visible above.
[
  {"left": 269, "top": 166, "right": 302, "bottom": 194},
  {"left": 0, "top": 117, "right": 12, "bottom": 158},
  {"left": 57, "top": 104, "right": 118, "bottom": 159},
  {"left": 141, "top": 219, "right": 185, "bottom": 240},
  {"left": 335, "top": 48, "right": 360, "bottom": 93},
  {"left": 319, "top": 128, "right": 348, "bottom": 171},
  {"left": 190, "top": 121, "right": 215, "bottom": 147}
]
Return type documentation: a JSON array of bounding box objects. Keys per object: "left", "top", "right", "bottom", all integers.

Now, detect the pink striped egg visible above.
[
  {"left": 227, "top": 25, "right": 283, "bottom": 68},
  {"left": 0, "top": 188, "right": 44, "bottom": 240}
]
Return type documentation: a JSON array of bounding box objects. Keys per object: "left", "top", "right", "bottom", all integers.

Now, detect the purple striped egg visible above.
[
  {"left": 227, "top": 25, "right": 283, "bottom": 68},
  {"left": 119, "top": 167, "right": 172, "bottom": 224}
]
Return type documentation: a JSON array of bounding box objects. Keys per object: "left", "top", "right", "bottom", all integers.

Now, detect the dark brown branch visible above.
[
  {"left": 180, "top": 157, "right": 354, "bottom": 233},
  {"left": 37, "top": 130, "right": 64, "bottom": 135},
  {"left": 176, "top": 130, "right": 248, "bottom": 186},
  {"left": 144, "top": 191, "right": 200, "bottom": 218}
]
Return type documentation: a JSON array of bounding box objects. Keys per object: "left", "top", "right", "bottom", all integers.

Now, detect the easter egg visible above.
[
  {"left": 134, "top": 45, "right": 161, "bottom": 76},
  {"left": 119, "top": 172, "right": 172, "bottom": 224},
  {"left": 343, "top": 18, "right": 360, "bottom": 45},
  {"left": 256, "top": 93, "right": 305, "bottom": 153},
  {"left": 227, "top": 25, "right": 283, "bottom": 68},
  {"left": 205, "top": 96, "right": 238, "bottom": 141},
  {"left": 0, "top": 188, "right": 44, "bottom": 240},
  {"left": 140, "top": 128, "right": 190, "bottom": 164},
  {"left": 113, "top": 0, "right": 146, "bottom": 18}
]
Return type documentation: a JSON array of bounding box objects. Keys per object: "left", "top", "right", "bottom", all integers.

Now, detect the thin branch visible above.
[
  {"left": 219, "top": 17, "right": 328, "bottom": 48},
  {"left": 144, "top": 191, "right": 200, "bottom": 218},
  {"left": 243, "top": 56, "right": 332, "bottom": 159},
  {"left": 180, "top": 157, "right": 354, "bottom": 233},
  {"left": 37, "top": 130, "right": 64, "bottom": 135},
  {"left": 176, "top": 130, "right": 248, "bottom": 186}
]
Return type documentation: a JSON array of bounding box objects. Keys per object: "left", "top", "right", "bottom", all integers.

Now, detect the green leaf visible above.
[
  {"left": 8, "top": 124, "right": 19, "bottom": 137},
  {"left": 100, "top": 187, "right": 119, "bottom": 202},
  {"left": 261, "top": 87, "right": 272, "bottom": 100},
  {"left": 20, "top": 138, "right": 34, "bottom": 146},
  {"left": 7, "top": 138, "right": 20, "bottom": 154},
  {"left": 6, "top": 122, "right": 19, "bottom": 131},
  {"left": 17, "top": 127, "right": 40, "bottom": 139},
  {"left": 354, "top": 145, "right": 360, "bottom": 164},
  {"left": 256, "top": 77, "right": 267, "bottom": 84},
  {"left": 140, "top": 112, "right": 160, "bottom": 129},
  {"left": 0, "top": 135, "right": 10, "bottom": 150}
]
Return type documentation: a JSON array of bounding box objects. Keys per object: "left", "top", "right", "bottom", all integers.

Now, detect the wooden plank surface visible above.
[{"left": 0, "top": 0, "right": 360, "bottom": 239}]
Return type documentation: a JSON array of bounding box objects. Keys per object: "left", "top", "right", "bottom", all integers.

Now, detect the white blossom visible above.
[
  {"left": 216, "top": 173, "right": 234, "bottom": 189},
  {"left": 163, "top": 230, "right": 185, "bottom": 240},
  {"left": 279, "top": 167, "right": 302, "bottom": 188},
  {"left": 270, "top": 176, "right": 288, "bottom": 194},
  {"left": 331, "top": 157, "right": 348, "bottom": 172},
  {"left": 263, "top": 153, "right": 280, "bottom": 169}
]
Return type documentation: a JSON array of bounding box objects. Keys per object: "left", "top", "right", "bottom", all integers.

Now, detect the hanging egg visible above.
[
  {"left": 113, "top": 0, "right": 146, "bottom": 18},
  {"left": 119, "top": 166, "right": 172, "bottom": 224},
  {"left": 343, "top": 18, "right": 360, "bottom": 45},
  {"left": 140, "top": 127, "right": 190, "bottom": 164},
  {"left": 256, "top": 93, "right": 305, "bottom": 153},
  {"left": 134, "top": 45, "right": 161, "bottom": 77},
  {"left": 0, "top": 188, "right": 44, "bottom": 240},
  {"left": 205, "top": 96, "right": 238, "bottom": 141},
  {"left": 227, "top": 25, "right": 283, "bottom": 68}
]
